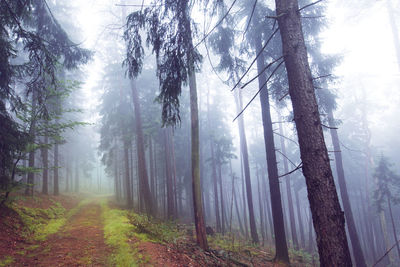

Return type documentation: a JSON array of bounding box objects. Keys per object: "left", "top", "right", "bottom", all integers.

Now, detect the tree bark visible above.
[
  {"left": 26, "top": 90, "right": 37, "bottom": 196},
  {"left": 234, "top": 88, "right": 259, "bottom": 244},
  {"left": 275, "top": 1, "right": 352, "bottom": 265},
  {"left": 131, "top": 80, "right": 154, "bottom": 215},
  {"left": 41, "top": 134, "right": 48, "bottom": 195},
  {"left": 254, "top": 35, "right": 288, "bottom": 261},
  {"left": 123, "top": 139, "right": 133, "bottom": 209},
  {"left": 328, "top": 110, "right": 367, "bottom": 267},
  {"left": 188, "top": 69, "right": 208, "bottom": 250},
  {"left": 53, "top": 142, "right": 59, "bottom": 195},
  {"left": 164, "top": 128, "right": 175, "bottom": 219}
]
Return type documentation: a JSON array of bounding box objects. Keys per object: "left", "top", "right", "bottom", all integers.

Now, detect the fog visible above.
[{"left": 1, "top": 0, "right": 400, "bottom": 266}]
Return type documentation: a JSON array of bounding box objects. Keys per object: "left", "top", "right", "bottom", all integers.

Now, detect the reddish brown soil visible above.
[{"left": 14, "top": 200, "right": 111, "bottom": 267}]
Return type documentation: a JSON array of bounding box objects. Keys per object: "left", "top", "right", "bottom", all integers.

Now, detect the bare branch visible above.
[
  {"left": 312, "top": 74, "right": 331, "bottom": 80},
  {"left": 231, "top": 27, "right": 279, "bottom": 91},
  {"left": 322, "top": 124, "right": 338, "bottom": 130},
  {"left": 273, "top": 131, "right": 299, "bottom": 147},
  {"left": 242, "top": 0, "right": 258, "bottom": 41},
  {"left": 298, "top": 0, "right": 324, "bottom": 12},
  {"left": 278, "top": 162, "right": 303, "bottom": 178},
  {"left": 373, "top": 239, "right": 400, "bottom": 267},
  {"left": 240, "top": 56, "right": 283, "bottom": 89},
  {"left": 232, "top": 60, "right": 284, "bottom": 122},
  {"left": 193, "top": 0, "right": 238, "bottom": 50},
  {"left": 276, "top": 150, "right": 298, "bottom": 168}
]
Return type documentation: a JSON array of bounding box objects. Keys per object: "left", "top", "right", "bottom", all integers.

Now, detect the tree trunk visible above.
[
  {"left": 234, "top": 88, "right": 259, "bottom": 244},
  {"left": 53, "top": 142, "right": 59, "bottom": 195},
  {"left": 124, "top": 139, "right": 133, "bottom": 209},
  {"left": 218, "top": 163, "right": 226, "bottom": 234},
  {"left": 164, "top": 128, "right": 175, "bottom": 219},
  {"left": 188, "top": 68, "right": 208, "bottom": 250},
  {"left": 41, "top": 134, "right": 49, "bottom": 195},
  {"left": 328, "top": 110, "right": 366, "bottom": 267},
  {"left": 278, "top": 118, "right": 299, "bottom": 250},
  {"left": 26, "top": 91, "right": 37, "bottom": 196},
  {"left": 74, "top": 159, "right": 79, "bottom": 193},
  {"left": 256, "top": 166, "right": 266, "bottom": 245},
  {"left": 254, "top": 35, "right": 288, "bottom": 261},
  {"left": 380, "top": 211, "right": 393, "bottom": 263},
  {"left": 387, "top": 197, "right": 400, "bottom": 259},
  {"left": 275, "top": 1, "right": 352, "bottom": 265},
  {"left": 130, "top": 80, "right": 154, "bottom": 215}
]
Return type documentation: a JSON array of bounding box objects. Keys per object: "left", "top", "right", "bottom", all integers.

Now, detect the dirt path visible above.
[{"left": 16, "top": 200, "right": 111, "bottom": 266}]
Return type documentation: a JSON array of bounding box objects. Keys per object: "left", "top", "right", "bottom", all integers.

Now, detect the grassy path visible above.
[{"left": 16, "top": 199, "right": 111, "bottom": 266}]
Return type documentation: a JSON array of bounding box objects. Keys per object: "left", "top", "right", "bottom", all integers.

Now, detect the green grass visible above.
[
  {"left": 100, "top": 199, "right": 138, "bottom": 267},
  {"left": 128, "top": 213, "right": 183, "bottom": 244},
  {"left": 9, "top": 198, "right": 88, "bottom": 241},
  {"left": 0, "top": 256, "right": 14, "bottom": 267}
]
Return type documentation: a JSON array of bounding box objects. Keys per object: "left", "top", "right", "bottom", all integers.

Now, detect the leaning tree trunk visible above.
[
  {"left": 275, "top": 1, "right": 352, "bottom": 265},
  {"left": 254, "top": 35, "right": 288, "bottom": 261},
  {"left": 328, "top": 110, "right": 367, "bottom": 267},
  {"left": 234, "top": 88, "right": 259, "bottom": 244},
  {"left": 131, "top": 80, "right": 154, "bottom": 215}
]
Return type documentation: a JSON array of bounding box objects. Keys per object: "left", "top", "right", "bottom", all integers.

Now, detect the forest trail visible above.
[
  {"left": 14, "top": 198, "right": 112, "bottom": 266},
  {"left": 1, "top": 195, "right": 281, "bottom": 267}
]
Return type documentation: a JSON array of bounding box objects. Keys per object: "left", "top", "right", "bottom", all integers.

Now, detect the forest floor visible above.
[{"left": 0, "top": 193, "right": 310, "bottom": 266}]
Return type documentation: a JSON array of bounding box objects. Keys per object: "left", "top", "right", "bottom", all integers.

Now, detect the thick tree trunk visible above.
[
  {"left": 254, "top": 35, "right": 288, "bottom": 261},
  {"left": 328, "top": 110, "right": 366, "bottom": 267},
  {"left": 234, "top": 88, "right": 259, "bottom": 244},
  {"left": 275, "top": 1, "right": 352, "bottom": 265},
  {"left": 41, "top": 134, "right": 49, "bottom": 195},
  {"left": 131, "top": 80, "right": 154, "bottom": 216},
  {"left": 278, "top": 119, "right": 299, "bottom": 249}
]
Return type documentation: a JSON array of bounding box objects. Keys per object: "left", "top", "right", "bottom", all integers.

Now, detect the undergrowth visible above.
[
  {"left": 9, "top": 198, "right": 88, "bottom": 241},
  {"left": 100, "top": 199, "right": 138, "bottom": 267},
  {"left": 0, "top": 256, "right": 14, "bottom": 267},
  {"left": 128, "top": 213, "right": 183, "bottom": 244}
]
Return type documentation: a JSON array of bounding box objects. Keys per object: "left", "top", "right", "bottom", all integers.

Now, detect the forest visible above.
[{"left": 0, "top": 0, "right": 400, "bottom": 266}]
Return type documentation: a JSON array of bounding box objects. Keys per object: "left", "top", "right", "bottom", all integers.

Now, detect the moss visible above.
[
  {"left": 0, "top": 256, "right": 14, "bottom": 267},
  {"left": 100, "top": 199, "right": 138, "bottom": 267}
]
